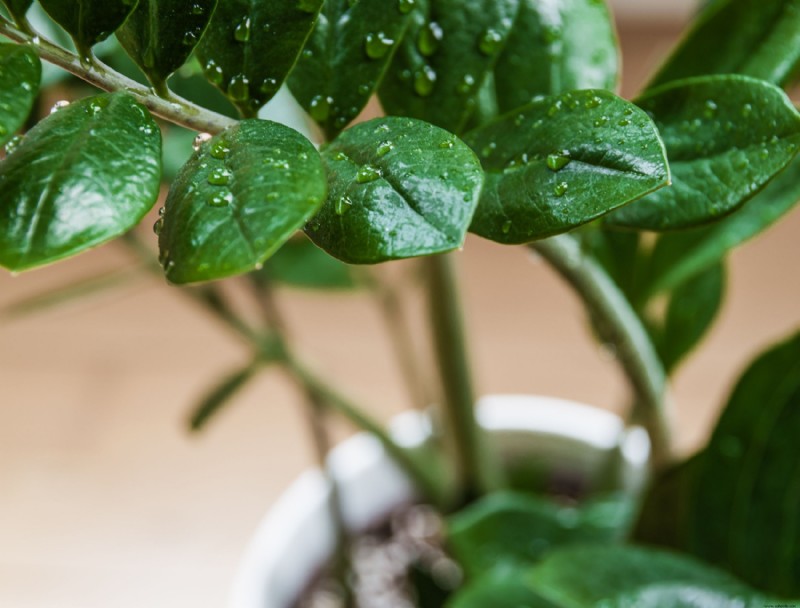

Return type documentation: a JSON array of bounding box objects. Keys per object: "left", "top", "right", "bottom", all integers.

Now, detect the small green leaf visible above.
[
  {"left": 256, "top": 236, "right": 361, "bottom": 290},
  {"left": 189, "top": 361, "right": 260, "bottom": 431},
  {"left": 651, "top": 262, "right": 726, "bottom": 373},
  {"left": 447, "top": 491, "right": 635, "bottom": 579},
  {"left": 490, "top": 0, "right": 618, "bottom": 115},
  {"left": 288, "top": 0, "right": 412, "bottom": 139},
  {"left": 464, "top": 89, "right": 669, "bottom": 243},
  {"left": 1, "top": 0, "right": 32, "bottom": 25},
  {"left": 196, "top": 0, "right": 322, "bottom": 117},
  {"left": 305, "top": 116, "right": 483, "bottom": 264},
  {"left": 647, "top": 0, "right": 800, "bottom": 90},
  {"left": 39, "top": 0, "right": 139, "bottom": 59},
  {"left": 0, "top": 43, "right": 40, "bottom": 147},
  {"left": 448, "top": 568, "right": 557, "bottom": 608},
  {"left": 529, "top": 545, "right": 771, "bottom": 607},
  {"left": 0, "top": 93, "right": 161, "bottom": 272},
  {"left": 116, "top": 0, "right": 218, "bottom": 94},
  {"left": 608, "top": 75, "right": 800, "bottom": 231},
  {"left": 378, "top": 0, "right": 519, "bottom": 134},
  {"left": 158, "top": 119, "right": 326, "bottom": 284},
  {"left": 646, "top": 155, "right": 800, "bottom": 295}
]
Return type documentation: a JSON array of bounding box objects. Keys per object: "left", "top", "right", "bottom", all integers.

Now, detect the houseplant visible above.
[{"left": 1, "top": 0, "right": 799, "bottom": 605}]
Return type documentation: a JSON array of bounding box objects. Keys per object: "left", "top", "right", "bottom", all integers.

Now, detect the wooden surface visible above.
[{"left": 2, "top": 21, "right": 800, "bottom": 608}]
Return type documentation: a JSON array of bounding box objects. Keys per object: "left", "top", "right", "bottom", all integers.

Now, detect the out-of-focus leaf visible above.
[
  {"left": 0, "top": 43, "right": 39, "bottom": 147},
  {"left": 464, "top": 89, "right": 669, "bottom": 243},
  {"left": 256, "top": 236, "right": 361, "bottom": 290},
  {"left": 306, "top": 116, "right": 483, "bottom": 264}
]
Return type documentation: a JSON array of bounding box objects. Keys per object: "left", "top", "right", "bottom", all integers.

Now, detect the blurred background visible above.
[{"left": 2, "top": 1, "right": 799, "bottom": 607}]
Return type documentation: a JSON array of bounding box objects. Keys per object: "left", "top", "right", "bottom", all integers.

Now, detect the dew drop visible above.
[
  {"left": 377, "top": 141, "right": 394, "bottom": 156},
  {"left": 210, "top": 140, "right": 231, "bottom": 159},
  {"left": 501, "top": 220, "right": 512, "bottom": 234},
  {"left": 208, "top": 191, "right": 234, "bottom": 207},
  {"left": 356, "top": 164, "right": 381, "bottom": 183},
  {"left": 398, "top": 0, "right": 415, "bottom": 13},
  {"left": 335, "top": 195, "right": 353, "bottom": 215},
  {"left": 554, "top": 181, "right": 569, "bottom": 197},
  {"left": 227, "top": 74, "right": 250, "bottom": 101},
  {"left": 546, "top": 151, "right": 571, "bottom": 172},
  {"left": 618, "top": 118, "right": 630, "bottom": 126},
  {"left": 208, "top": 167, "right": 232, "bottom": 185},
  {"left": 703, "top": 99, "right": 718, "bottom": 118},
  {"left": 365, "top": 32, "right": 394, "bottom": 59},
  {"left": 204, "top": 59, "right": 224, "bottom": 85},
  {"left": 182, "top": 30, "right": 199, "bottom": 46},
  {"left": 357, "top": 83, "right": 371, "bottom": 95},
  {"left": 457, "top": 73, "right": 475, "bottom": 94},
  {"left": 593, "top": 115, "right": 609, "bottom": 127},
  {"left": 234, "top": 16, "right": 251, "bottom": 42},
  {"left": 741, "top": 103, "right": 753, "bottom": 117},
  {"left": 152, "top": 218, "right": 164, "bottom": 235},
  {"left": 334, "top": 151, "right": 349, "bottom": 161},
  {"left": 439, "top": 139, "right": 454, "bottom": 149},
  {"left": 478, "top": 29, "right": 503, "bottom": 55},
  {"left": 301, "top": 48, "right": 313, "bottom": 59},
  {"left": 584, "top": 95, "right": 602, "bottom": 109},
  {"left": 481, "top": 141, "right": 497, "bottom": 157},
  {"left": 309, "top": 95, "right": 332, "bottom": 121},
  {"left": 4, "top": 135, "right": 22, "bottom": 155},
  {"left": 259, "top": 77, "right": 279, "bottom": 94},
  {"left": 547, "top": 100, "right": 562, "bottom": 117},
  {"left": 191, "top": 3, "right": 205, "bottom": 14},
  {"left": 49, "top": 100, "right": 70, "bottom": 114},
  {"left": 417, "top": 21, "right": 443, "bottom": 57},
  {"left": 414, "top": 65, "right": 436, "bottom": 97}
]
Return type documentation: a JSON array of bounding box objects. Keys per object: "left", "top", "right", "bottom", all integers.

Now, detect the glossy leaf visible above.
[
  {"left": 196, "top": 0, "right": 322, "bottom": 117},
  {"left": 0, "top": 43, "right": 40, "bottom": 147},
  {"left": 378, "top": 0, "right": 519, "bottom": 134},
  {"left": 288, "top": 0, "right": 412, "bottom": 140},
  {"left": 1, "top": 0, "right": 32, "bottom": 24},
  {"left": 608, "top": 75, "right": 800, "bottom": 231},
  {"left": 491, "top": 0, "right": 618, "bottom": 115},
  {"left": 255, "top": 236, "right": 361, "bottom": 290},
  {"left": 189, "top": 361, "right": 260, "bottom": 430},
  {"left": 529, "top": 545, "right": 770, "bottom": 607},
  {"left": 465, "top": 89, "right": 669, "bottom": 243},
  {"left": 116, "top": 0, "right": 218, "bottom": 94},
  {"left": 39, "top": 0, "right": 139, "bottom": 59},
  {"left": 646, "top": 155, "right": 800, "bottom": 295},
  {"left": 158, "top": 119, "right": 326, "bottom": 284},
  {"left": 447, "top": 491, "right": 635, "bottom": 578},
  {"left": 0, "top": 93, "right": 161, "bottom": 272},
  {"left": 648, "top": 0, "right": 800, "bottom": 90},
  {"left": 651, "top": 262, "right": 725, "bottom": 373},
  {"left": 305, "top": 116, "right": 483, "bottom": 264}
]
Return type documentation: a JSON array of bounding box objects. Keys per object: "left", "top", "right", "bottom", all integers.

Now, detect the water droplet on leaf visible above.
[
  {"left": 208, "top": 191, "right": 234, "bottom": 207},
  {"left": 478, "top": 29, "right": 503, "bottom": 55},
  {"left": 417, "top": 22, "right": 443, "bottom": 57},
  {"left": 554, "top": 181, "right": 569, "bottom": 197},
  {"left": 414, "top": 65, "right": 436, "bottom": 97},
  {"left": 365, "top": 32, "right": 394, "bottom": 59},
  {"left": 546, "top": 151, "right": 571, "bottom": 172},
  {"left": 356, "top": 165, "right": 381, "bottom": 183}
]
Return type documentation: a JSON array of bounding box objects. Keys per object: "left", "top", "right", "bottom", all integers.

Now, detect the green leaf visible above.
[
  {"left": 196, "top": 0, "right": 322, "bottom": 117},
  {"left": 529, "top": 545, "right": 770, "bottom": 607},
  {"left": 0, "top": 93, "right": 161, "bottom": 272},
  {"left": 378, "top": 0, "right": 519, "bottom": 135},
  {"left": 646, "top": 155, "right": 800, "bottom": 295},
  {"left": 1, "top": 0, "right": 32, "bottom": 24},
  {"left": 39, "top": 0, "right": 139, "bottom": 60},
  {"left": 447, "top": 491, "right": 635, "bottom": 579},
  {"left": 0, "top": 43, "right": 40, "bottom": 147},
  {"left": 647, "top": 0, "right": 800, "bottom": 90},
  {"left": 304, "top": 116, "right": 483, "bottom": 264},
  {"left": 189, "top": 361, "right": 260, "bottom": 430},
  {"left": 158, "top": 119, "right": 326, "bottom": 284},
  {"left": 490, "top": 0, "right": 618, "bottom": 115},
  {"left": 116, "top": 0, "right": 218, "bottom": 95},
  {"left": 287, "top": 0, "right": 412, "bottom": 140},
  {"left": 608, "top": 75, "right": 800, "bottom": 231},
  {"left": 464, "top": 89, "right": 669, "bottom": 244},
  {"left": 651, "top": 262, "right": 725, "bottom": 373},
  {"left": 256, "top": 236, "right": 361, "bottom": 290},
  {"left": 447, "top": 568, "right": 557, "bottom": 608}
]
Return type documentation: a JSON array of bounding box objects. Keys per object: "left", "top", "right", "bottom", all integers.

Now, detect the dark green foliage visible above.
[
  {"left": 0, "top": 43, "right": 39, "bottom": 146},
  {"left": 0, "top": 93, "right": 161, "bottom": 271}
]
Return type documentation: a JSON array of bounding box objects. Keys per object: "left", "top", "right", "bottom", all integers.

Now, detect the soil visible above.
[{"left": 296, "top": 504, "right": 461, "bottom": 608}]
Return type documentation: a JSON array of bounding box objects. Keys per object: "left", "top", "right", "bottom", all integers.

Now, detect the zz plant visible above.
[{"left": 2, "top": 0, "right": 800, "bottom": 605}]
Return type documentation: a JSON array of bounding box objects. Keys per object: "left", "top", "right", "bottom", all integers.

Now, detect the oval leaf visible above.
[
  {"left": 648, "top": 0, "right": 800, "bottom": 90},
  {"left": 255, "top": 236, "right": 361, "bottom": 290},
  {"left": 607, "top": 75, "right": 800, "bottom": 230},
  {"left": 39, "top": 0, "right": 139, "bottom": 59},
  {"left": 0, "top": 93, "right": 161, "bottom": 272},
  {"left": 304, "top": 116, "right": 483, "bottom": 264},
  {"left": 0, "top": 43, "right": 40, "bottom": 147},
  {"left": 491, "top": 0, "right": 618, "bottom": 115},
  {"left": 196, "top": 0, "right": 322, "bottom": 117},
  {"left": 158, "top": 119, "right": 327, "bottom": 284},
  {"left": 116, "top": 0, "right": 218, "bottom": 95},
  {"left": 378, "top": 0, "right": 519, "bottom": 135},
  {"left": 464, "top": 89, "right": 669, "bottom": 243},
  {"left": 529, "top": 545, "right": 772, "bottom": 607},
  {"left": 288, "top": 0, "right": 412, "bottom": 140}
]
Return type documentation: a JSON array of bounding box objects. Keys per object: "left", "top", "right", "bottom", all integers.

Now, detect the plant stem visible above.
[
  {"left": 426, "top": 253, "right": 499, "bottom": 499},
  {"left": 0, "top": 17, "right": 236, "bottom": 135},
  {"left": 530, "top": 235, "right": 673, "bottom": 469}
]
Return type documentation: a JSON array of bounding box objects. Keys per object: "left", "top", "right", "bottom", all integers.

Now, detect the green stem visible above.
[
  {"left": 426, "top": 253, "right": 499, "bottom": 499},
  {"left": 531, "top": 235, "right": 673, "bottom": 469},
  {"left": 0, "top": 17, "right": 236, "bottom": 135}
]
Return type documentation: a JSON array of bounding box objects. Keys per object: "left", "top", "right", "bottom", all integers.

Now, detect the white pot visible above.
[{"left": 229, "top": 395, "right": 651, "bottom": 608}]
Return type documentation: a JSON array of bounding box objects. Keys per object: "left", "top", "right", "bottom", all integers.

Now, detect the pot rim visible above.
[{"left": 229, "top": 394, "right": 651, "bottom": 608}]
